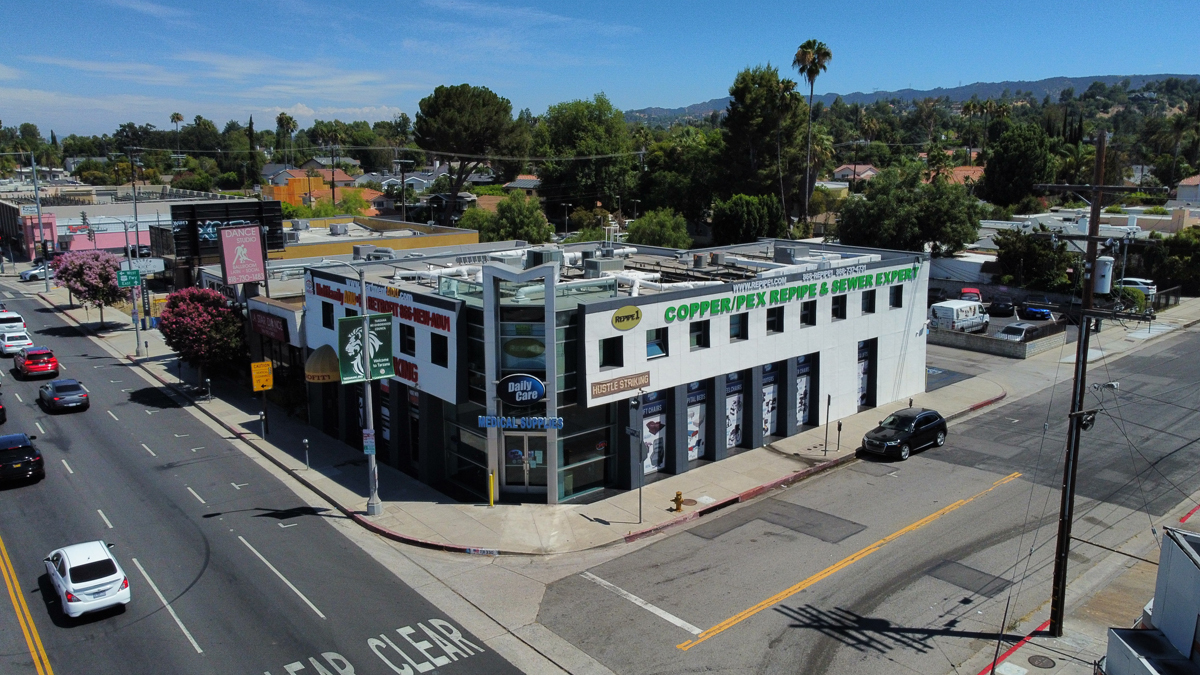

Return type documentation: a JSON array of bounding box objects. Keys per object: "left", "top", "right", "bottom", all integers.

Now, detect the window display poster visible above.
[
  {"left": 642, "top": 392, "right": 667, "bottom": 474},
  {"left": 762, "top": 383, "right": 778, "bottom": 436},
  {"left": 796, "top": 355, "right": 813, "bottom": 426},
  {"left": 726, "top": 393, "right": 743, "bottom": 449},
  {"left": 857, "top": 341, "right": 870, "bottom": 407},
  {"left": 687, "top": 404, "right": 705, "bottom": 461}
]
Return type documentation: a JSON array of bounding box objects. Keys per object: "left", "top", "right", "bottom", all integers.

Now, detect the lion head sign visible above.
[
  {"left": 219, "top": 225, "right": 266, "bottom": 285},
  {"left": 337, "top": 314, "right": 395, "bottom": 384}
]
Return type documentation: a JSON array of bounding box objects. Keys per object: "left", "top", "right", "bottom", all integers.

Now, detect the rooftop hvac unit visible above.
[
  {"left": 366, "top": 247, "right": 396, "bottom": 261},
  {"left": 283, "top": 231, "right": 300, "bottom": 244},
  {"left": 329, "top": 223, "right": 348, "bottom": 236},
  {"left": 583, "top": 257, "right": 625, "bottom": 279},
  {"left": 353, "top": 244, "right": 376, "bottom": 260},
  {"left": 580, "top": 249, "right": 596, "bottom": 260},
  {"left": 693, "top": 254, "right": 706, "bottom": 268},
  {"left": 292, "top": 219, "right": 310, "bottom": 231},
  {"left": 710, "top": 252, "right": 726, "bottom": 266},
  {"left": 526, "top": 247, "right": 564, "bottom": 269},
  {"left": 775, "top": 246, "right": 809, "bottom": 263}
]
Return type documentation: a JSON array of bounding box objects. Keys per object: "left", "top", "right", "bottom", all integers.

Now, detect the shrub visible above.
[
  {"left": 1144, "top": 205, "right": 1170, "bottom": 215},
  {"left": 1104, "top": 204, "right": 1125, "bottom": 214}
]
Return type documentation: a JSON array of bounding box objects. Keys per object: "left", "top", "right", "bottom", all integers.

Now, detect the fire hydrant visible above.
[{"left": 672, "top": 491, "right": 684, "bottom": 512}]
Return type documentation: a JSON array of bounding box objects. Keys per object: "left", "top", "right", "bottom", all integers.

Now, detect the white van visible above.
[
  {"left": 931, "top": 300, "right": 989, "bottom": 333},
  {"left": 0, "top": 311, "right": 25, "bottom": 336}
]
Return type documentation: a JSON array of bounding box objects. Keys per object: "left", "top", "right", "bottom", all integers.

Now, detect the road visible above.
[
  {"left": 0, "top": 287, "right": 518, "bottom": 675},
  {"left": 538, "top": 325, "right": 1200, "bottom": 674}
]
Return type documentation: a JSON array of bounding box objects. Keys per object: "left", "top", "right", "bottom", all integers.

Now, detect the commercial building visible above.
[{"left": 301, "top": 238, "right": 929, "bottom": 504}]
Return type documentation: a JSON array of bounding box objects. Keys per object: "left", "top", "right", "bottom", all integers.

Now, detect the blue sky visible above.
[{"left": 3, "top": 0, "right": 1199, "bottom": 137}]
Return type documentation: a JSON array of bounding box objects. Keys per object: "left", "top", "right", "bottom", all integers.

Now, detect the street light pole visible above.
[
  {"left": 126, "top": 152, "right": 145, "bottom": 357},
  {"left": 563, "top": 203, "right": 572, "bottom": 234},
  {"left": 29, "top": 152, "right": 49, "bottom": 294}
]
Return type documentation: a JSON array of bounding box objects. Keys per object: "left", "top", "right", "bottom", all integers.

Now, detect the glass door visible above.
[{"left": 502, "top": 434, "right": 548, "bottom": 493}]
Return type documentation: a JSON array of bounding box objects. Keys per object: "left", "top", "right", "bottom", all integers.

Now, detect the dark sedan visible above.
[
  {"left": 0, "top": 433, "right": 43, "bottom": 483},
  {"left": 861, "top": 408, "right": 948, "bottom": 461},
  {"left": 38, "top": 379, "right": 89, "bottom": 413},
  {"left": 1019, "top": 296, "right": 1054, "bottom": 321},
  {"left": 989, "top": 294, "right": 1016, "bottom": 317}
]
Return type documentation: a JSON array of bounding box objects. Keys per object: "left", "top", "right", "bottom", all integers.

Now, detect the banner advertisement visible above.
[
  {"left": 337, "top": 314, "right": 395, "bottom": 384},
  {"left": 796, "top": 355, "right": 813, "bottom": 427},
  {"left": 218, "top": 225, "right": 266, "bottom": 285},
  {"left": 686, "top": 381, "right": 706, "bottom": 462},
  {"left": 642, "top": 391, "right": 667, "bottom": 474},
  {"left": 726, "top": 373, "right": 743, "bottom": 449},
  {"left": 762, "top": 363, "right": 779, "bottom": 436},
  {"left": 857, "top": 341, "right": 871, "bottom": 407}
]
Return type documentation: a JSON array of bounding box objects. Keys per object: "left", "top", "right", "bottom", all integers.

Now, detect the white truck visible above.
[{"left": 930, "top": 300, "right": 989, "bottom": 333}]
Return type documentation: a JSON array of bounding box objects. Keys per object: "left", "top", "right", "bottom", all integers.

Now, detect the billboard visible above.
[{"left": 219, "top": 225, "right": 266, "bottom": 285}]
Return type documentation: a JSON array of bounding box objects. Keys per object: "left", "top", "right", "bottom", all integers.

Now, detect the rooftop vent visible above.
[
  {"left": 329, "top": 223, "right": 348, "bottom": 236},
  {"left": 353, "top": 244, "right": 376, "bottom": 260}
]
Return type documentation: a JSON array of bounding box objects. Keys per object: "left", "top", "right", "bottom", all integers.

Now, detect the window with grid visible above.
[
  {"left": 862, "top": 289, "right": 876, "bottom": 314},
  {"left": 690, "top": 320, "right": 710, "bottom": 349},
  {"left": 800, "top": 300, "right": 817, "bottom": 326},
  {"left": 646, "top": 327, "right": 668, "bottom": 359},
  {"left": 766, "top": 306, "right": 784, "bottom": 333},
  {"left": 729, "top": 313, "right": 748, "bottom": 341}
]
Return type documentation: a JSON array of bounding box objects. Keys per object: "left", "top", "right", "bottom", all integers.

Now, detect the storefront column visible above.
[
  {"left": 747, "top": 367, "right": 765, "bottom": 450},
  {"left": 783, "top": 358, "right": 800, "bottom": 437},
  {"left": 617, "top": 395, "right": 638, "bottom": 490},
  {"left": 417, "top": 391, "right": 445, "bottom": 485},
  {"left": 709, "top": 375, "right": 727, "bottom": 462},
  {"left": 665, "top": 384, "right": 689, "bottom": 474}
]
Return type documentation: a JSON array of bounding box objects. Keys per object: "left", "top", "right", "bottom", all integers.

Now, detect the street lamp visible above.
[
  {"left": 563, "top": 203, "right": 572, "bottom": 234},
  {"left": 396, "top": 159, "right": 414, "bottom": 223},
  {"left": 631, "top": 199, "right": 641, "bottom": 222},
  {"left": 312, "top": 259, "right": 382, "bottom": 516}
]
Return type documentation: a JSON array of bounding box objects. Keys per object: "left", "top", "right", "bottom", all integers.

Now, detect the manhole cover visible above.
[
  {"left": 681, "top": 499, "right": 698, "bottom": 506},
  {"left": 1027, "top": 655, "right": 1055, "bottom": 669}
]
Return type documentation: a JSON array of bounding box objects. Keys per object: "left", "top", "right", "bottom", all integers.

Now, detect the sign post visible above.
[{"left": 251, "top": 360, "right": 273, "bottom": 435}]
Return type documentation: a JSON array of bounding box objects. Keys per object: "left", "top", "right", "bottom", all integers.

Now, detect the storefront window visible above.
[
  {"left": 558, "top": 427, "right": 613, "bottom": 501},
  {"left": 445, "top": 424, "right": 488, "bottom": 500}
]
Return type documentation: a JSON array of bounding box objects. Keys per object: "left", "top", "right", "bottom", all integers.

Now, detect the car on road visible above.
[
  {"left": 997, "top": 322, "right": 1039, "bottom": 342},
  {"left": 1019, "top": 295, "right": 1054, "bottom": 321},
  {"left": 1115, "top": 277, "right": 1157, "bottom": 298},
  {"left": 1, "top": 332, "right": 33, "bottom": 356},
  {"left": 0, "top": 433, "right": 41, "bottom": 483},
  {"left": 44, "top": 541, "right": 130, "bottom": 619},
  {"left": 14, "top": 347, "right": 59, "bottom": 379},
  {"left": 38, "top": 379, "right": 89, "bottom": 412},
  {"left": 861, "top": 408, "right": 948, "bottom": 461},
  {"left": 959, "top": 287, "right": 982, "bottom": 302},
  {"left": 20, "top": 266, "right": 54, "bottom": 282},
  {"left": 0, "top": 311, "right": 25, "bottom": 335},
  {"left": 989, "top": 294, "right": 1016, "bottom": 317},
  {"left": 930, "top": 300, "right": 989, "bottom": 333}
]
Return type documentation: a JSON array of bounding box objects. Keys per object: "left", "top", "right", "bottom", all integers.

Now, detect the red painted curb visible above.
[
  {"left": 945, "top": 391, "right": 1008, "bottom": 422},
  {"left": 974, "top": 619, "right": 1051, "bottom": 675}
]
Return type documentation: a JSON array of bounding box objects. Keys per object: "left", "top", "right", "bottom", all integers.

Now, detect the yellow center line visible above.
[
  {"left": 677, "top": 471, "right": 1022, "bottom": 651},
  {"left": 0, "top": 529, "right": 53, "bottom": 674}
]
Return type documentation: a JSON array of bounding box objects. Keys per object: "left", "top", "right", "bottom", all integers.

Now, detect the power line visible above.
[{"left": 128, "top": 145, "right": 644, "bottom": 163}]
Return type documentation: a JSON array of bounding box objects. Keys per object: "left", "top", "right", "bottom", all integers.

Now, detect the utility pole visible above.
[
  {"left": 127, "top": 151, "right": 145, "bottom": 357},
  {"left": 1038, "top": 131, "right": 1165, "bottom": 637},
  {"left": 29, "top": 153, "right": 50, "bottom": 293}
]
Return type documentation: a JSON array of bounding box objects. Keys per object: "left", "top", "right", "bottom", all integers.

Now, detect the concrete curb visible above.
[{"left": 944, "top": 390, "right": 1008, "bottom": 422}]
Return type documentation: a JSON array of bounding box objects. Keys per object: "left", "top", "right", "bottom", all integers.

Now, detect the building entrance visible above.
[{"left": 503, "top": 433, "right": 548, "bottom": 493}]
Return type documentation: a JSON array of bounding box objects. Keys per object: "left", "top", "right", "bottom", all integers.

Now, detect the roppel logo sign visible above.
[{"left": 611, "top": 306, "right": 643, "bottom": 331}]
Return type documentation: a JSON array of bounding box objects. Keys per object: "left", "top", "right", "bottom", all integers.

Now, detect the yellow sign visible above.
[
  {"left": 251, "top": 361, "right": 274, "bottom": 392},
  {"left": 611, "top": 305, "right": 643, "bottom": 331}
]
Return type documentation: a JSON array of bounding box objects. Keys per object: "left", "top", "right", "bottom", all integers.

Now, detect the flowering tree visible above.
[
  {"left": 52, "top": 250, "right": 124, "bottom": 326},
  {"left": 158, "top": 287, "right": 245, "bottom": 381}
]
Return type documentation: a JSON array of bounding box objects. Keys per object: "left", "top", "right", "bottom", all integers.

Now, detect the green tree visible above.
[
  {"left": 710, "top": 194, "right": 785, "bottom": 245},
  {"left": 569, "top": 206, "right": 609, "bottom": 233},
  {"left": 476, "top": 191, "right": 553, "bottom": 244},
  {"left": 983, "top": 123, "right": 1053, "bottom": 206},
  {"left": 637, "top": 127, "right": 723, "bottom": 226},
  {"left": 991, "top": 226, "right": 1075, "bottom": 291},
  {"left": 625, "top": 208, "right": 692, "bottom": 248},
  {"left": 793, "top": 39, "right": 833, "bottom": 221},
  {"left": 563, "top": 226, "right": 606, "bottom": 244},
  {"left": 836, "top": 166, "right": 982, "bottom": 255},
  {"left": 337, "top": 191, "right": 369, "bottom": 216},
  {"left": 457, "top": 206, "right": 496, "bottom": 233},
  {"left": 414, "top": 84, "right": 517, "bottom": 227},
  {"left": 533, "top": 93, "right": 635, "bottom": 215},
  {"left": 721, "top": 66, "right": 807, "bottom": 209}
]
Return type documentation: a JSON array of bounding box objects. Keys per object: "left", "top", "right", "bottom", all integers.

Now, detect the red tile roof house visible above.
[{"left": 832, "top": 164, "right": 880, "bottom": 181}]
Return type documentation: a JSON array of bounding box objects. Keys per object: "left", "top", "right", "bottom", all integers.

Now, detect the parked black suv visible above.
[
  {"left": 861, "top": 408, "right": 948, "bottom": 461},
  {"left": 989, "top": 294, "right": 1016, "bottom": 317},
  {"left": 0, "top": 433, "right": 43, "bottom": 483}
]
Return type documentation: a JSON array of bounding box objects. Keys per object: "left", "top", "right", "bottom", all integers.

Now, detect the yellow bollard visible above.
[{"left": 489, "top": 472, "right": 495, "bottom": 508}]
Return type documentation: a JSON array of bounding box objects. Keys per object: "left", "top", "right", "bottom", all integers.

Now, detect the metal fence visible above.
[{"left": 1153, "top": 285, "right": 1182, "bottom": 312}]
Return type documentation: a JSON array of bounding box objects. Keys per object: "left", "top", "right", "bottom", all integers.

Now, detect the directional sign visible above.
[
  {"left": 362, "top": 429, "right": 376, "bottom": 456},
  {"left": 20, "top": 205, "right": 38, "bottom": 216},
  {"left": 337, "top": 314, "right": 395, "bottom": 384},
  {"left": 117, "top": 269, "right": 141, "bottom": 288},
  {"left": 251, "top": 361, "right": 273, "bottom": 392}
]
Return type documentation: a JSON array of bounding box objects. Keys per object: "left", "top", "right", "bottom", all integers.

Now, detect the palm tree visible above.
[
  {"left": 170, "top": 112, "right": 183, "bottom": 172},
  {"left": 275, "top": 112, "right": 297, "bottom": 168},
  {"left": 793, "top": 39, "right": 832, "bottom": 223},
  {"left": 774, "top": 78, "right": 798, "bottom": 232}
]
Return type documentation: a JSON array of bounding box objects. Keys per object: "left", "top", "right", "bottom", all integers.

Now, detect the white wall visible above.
[
  {"left": 583, "top": 261, "right": 928, "bottom": 422},
  {"left": 1152, "top": 529, "right": 1200, "bottom": 657}
]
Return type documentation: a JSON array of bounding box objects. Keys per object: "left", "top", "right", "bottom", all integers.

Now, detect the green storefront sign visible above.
[
  {"left": 664, "top": 264, "right": 921, "bottom": 323},
  {"left": 337, "top": 314, "right": 395, "bottom": 384}
]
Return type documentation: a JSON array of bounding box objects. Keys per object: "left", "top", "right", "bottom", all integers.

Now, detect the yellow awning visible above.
[{"left": 305, "top": 344, "right": 340, "bottom": 383}]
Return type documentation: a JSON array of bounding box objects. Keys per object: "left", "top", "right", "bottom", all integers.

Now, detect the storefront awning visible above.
[{"left": 305, "top": 344, "right": 340, "bottom": 383}]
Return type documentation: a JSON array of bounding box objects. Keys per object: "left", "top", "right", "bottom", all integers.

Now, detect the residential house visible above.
[
  {"left": 832, "top": 164, "right": 879, "bottom": 182},
  {"left": 504, "top": 175, "right": 541, "bottom": 198},
  {"left": 925, "top": 166, "right": 984, "bottom": 186},
  {"left": 424, "top": 192, "right": 477, "bottom": 223},
  {"left": 813, "top": 181, "right": 849, "bottom": 198},
  {"left": 261, "top": 169, "right": 356, "bottom": 206},
  {"left": 1177, "top": 175, "right": 1200, "bottom": 202},
  {"left": 260, "top": 163, "right": 292, "bottom": 183},
  {"left": 301, "top": 156, "right": 361, "bottom": 171},
  {"left": 63, "top": 157, "right": 108, "bottom": 173}
]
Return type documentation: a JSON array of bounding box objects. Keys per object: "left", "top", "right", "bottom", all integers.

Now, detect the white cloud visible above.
[
  {"left": 24, "top": 56, "right": 180, "bottom": 86},
  {"left": 420, "top": 0, "right": 634, "bottom": 38},
  {"left": 0, "top": 63, "right": 20, "bottom": 80},
  {"left": 103, "top": 0, "right": 188, "bottom": 20},
  {"left": 173, "top": 51, "right": 425, "bottom": 103}
]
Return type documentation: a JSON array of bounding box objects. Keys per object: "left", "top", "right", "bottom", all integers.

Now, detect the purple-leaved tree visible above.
[
  {"left": 158, "top": 287, "right": 245, "bottom": 382},
  {"left": 51, "top": 250, "right": 125, "bottom": 326}
]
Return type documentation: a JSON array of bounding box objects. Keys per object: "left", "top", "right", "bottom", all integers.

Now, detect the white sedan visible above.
[
  {"left": 44, "top": 541, "right": 130, "bottom": 619},
  {"left": 20, "top": 266, "right": 54, "bottom": 282},
  {"left": 1, "top": 332, "right": 32, "bottom": 356}
]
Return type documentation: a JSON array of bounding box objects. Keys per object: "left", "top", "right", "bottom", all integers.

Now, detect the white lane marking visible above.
[
  {"left": 174, "top": 433, "right": 189, "bottom": 438},
  {"left": 34, "top": 422, "right": 44, "bottom": 434},
  {"left": 13, "top": 393, "right": 21, "bottom": 403},
  {"left": 131, "top": 558, "right": 203, "bottom": 654},
  {"left": 579, "top": 571, "right": 702, "bottom": 635},
  {"left": 146, "top": 410, "right": 158, "bottom": 415},
  {"left": 61, "top": 459, "right": 73, "bottom": 474},
  {"left": 3, "top": 292, "right": 13, "bottom": 299},
  {"left": 141, "top": 443, "right": 156, "bottom": 457},
  {"left": 107, "top": 410, "right": 119, "bottom": 420},
  {"left": 58, "top": 363, "right": 65, "bottom": 370},
  {"left": 238, "top": 536, "right": 325, "bottom": 619},
  {"left": 231, "top": 482, "right": 248, "bottom": 490},
  {"left": 278, "top": 523, "right": 297, "bottom": 529},
  {"left": 189, "top": 447, "right": 204, "bottom": 453},
  {"left": 80, "top": 385, "right": 88, "bottom": 392},
  {"left": 109, "top": 380, "right": 122, "bottom": 383},
  {"left": 97, "top": 510, "right": 113, "bottom": 529},
  {"left": 186, "top": 487, "right": 206, "bottom": 505}
]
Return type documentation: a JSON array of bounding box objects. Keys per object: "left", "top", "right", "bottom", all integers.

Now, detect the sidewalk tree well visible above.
[
  {"left": 158, "top": 287, "right": 246, "bottom": 381},
  {"left": 51, "top": 250, "right": 124, "bottom": 326}
]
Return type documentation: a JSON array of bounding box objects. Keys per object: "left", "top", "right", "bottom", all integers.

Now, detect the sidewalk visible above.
[{"left": 31, "top": 285, "right": 1200, "bottom": 556}]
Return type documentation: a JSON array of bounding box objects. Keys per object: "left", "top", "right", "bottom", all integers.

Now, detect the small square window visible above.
[
  {"left": 862, "top": 289, "right": 876, "bottom": 314},
  {"left": 345, "top": 307, "right": 358, "bottom": 318},
  {"left": 890, "top": 285, "right": 904, "bottom": 308},
  {"left": 430, "top": 333, "right": 448, "bottom": 367},
  {"left": 690, "top": 320, "right": 710, "bottom": 350},
  {"left": 321, "top": 301, "right": 334, "bottom": 329},
  {"left": 800, "top": 300, "right": 817, "bottom": 326},
  {"left": 646, "top": 327, "right": 668, "bottom": 359},
  {"left": 600, "top": 336, "right": 623, "bottom": 368},
  {"left": 831, "top": 295, "right": 847, "bottom": 320},
  {"left": 766, "top": 306, "right": 784, "bottom": 334},
  {"left": 400, "top": 324, "right": 416, "bottom": 356},
  {"left": 729, "top": 313, "right": 748, "bottom": 341}
]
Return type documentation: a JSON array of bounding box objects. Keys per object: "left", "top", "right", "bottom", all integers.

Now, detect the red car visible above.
[
  {"left": 960, "top": 287, "right": 983, "bottom": 302},
  {"left": 14, "top": 348, "right": 58, "bottom": 379}
]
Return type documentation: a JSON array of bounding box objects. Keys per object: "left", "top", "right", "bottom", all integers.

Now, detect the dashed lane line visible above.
[
  {"left": 238, "top": 536, "right": 325, "bottom": 619},
  {"left": 13, "top": 393, "right": 21, "bottom": 403},
  {"left": 141, "top": 443, "right": 156, "bottom": 457},
  {"left": 34, "top": 422, "right": 44, "bottom": 434},
  {"left": 131, "top": 558, "right": 203, "bottom": 654},
  {"left": 186, "top": 487, "right": 206, "bottom": 505},
  {"left": 97, "top": 510, "right": 113, "bottom": 529},
  {"left": 107, "top": 410, "right": 119, "bottom": 421},
  {"left": 61, "top": 460, "right": 73, "bottom": 474}
]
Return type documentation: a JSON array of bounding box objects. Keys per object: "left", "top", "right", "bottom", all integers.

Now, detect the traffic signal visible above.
[{"left": 87, "top": 229, "right": 95, "bottom": 242}]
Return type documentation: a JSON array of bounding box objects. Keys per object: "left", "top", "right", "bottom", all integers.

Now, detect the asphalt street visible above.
[
  {"left": 539, "top": 325, "right": 1200, "bottom": 674},
  {"left": 0, "top": 286, "right": 518, "bottom": 675}
]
